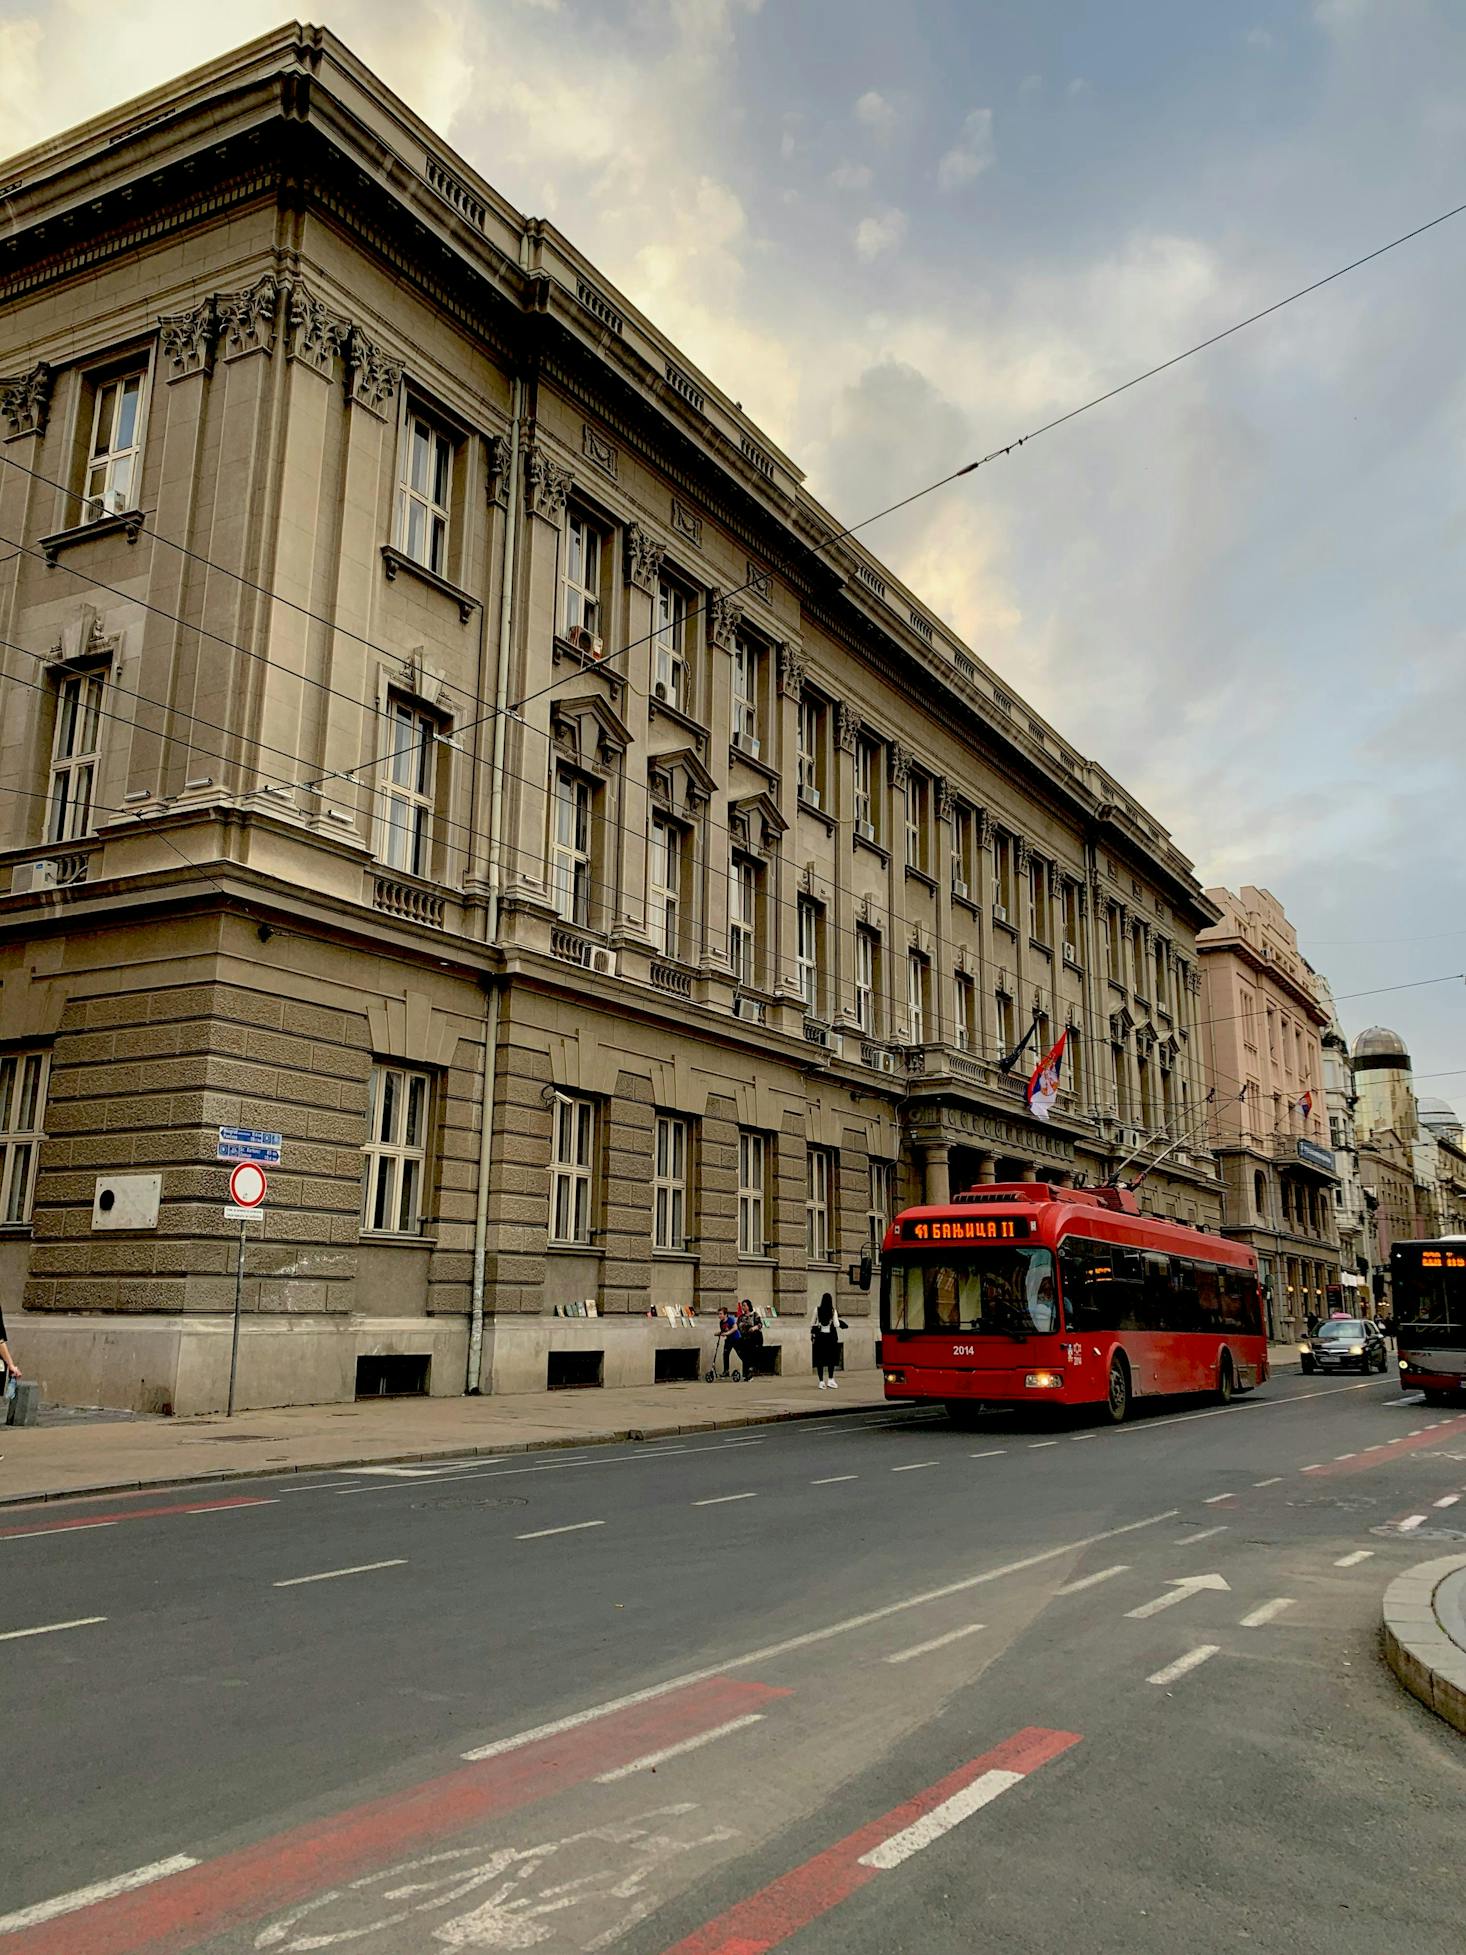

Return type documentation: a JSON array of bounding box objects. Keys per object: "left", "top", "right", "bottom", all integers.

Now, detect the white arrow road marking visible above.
[
  {"left": 1126, "top": 1574, "right": 1231, "bottom": 1620},
  {"left": 1148, "top": 1645, "right": 1220, "bottom": 1687}
]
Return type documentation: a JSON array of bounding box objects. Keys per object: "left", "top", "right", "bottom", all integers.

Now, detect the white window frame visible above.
[
  {"left": 549, "top": 1092, "right": 596, "bottom": 1246},
  {"left": 797, "top": 696, "right": 823, "bottom": 805},
  {"left": 952, "top": 806, "right": 973, "bottom": 893},
  {"left": 729, "top": 855, "right": 758, "bottom": 987},
  {"left": 84, "top": 366, "right": 147, "bottom": 521},
  {"left": 48, "top": 669, "right": 106, "bottom": 844},
  {"left": 737, "top": 1129, "right": 767, "bottom": 1258},
  {"left": 653, "top": 1113, "right": 689, "bottom": 1252},
  {"left": 396, "top": 404, "right": 453, "bottom": 577},
  {"left": 867, "top": 1158, "right": 895, "bottom": 1263},
  {"left": 649, "top": 816, "right": 682, "bottom": 959},
  {"left": 905, "top": 775, "right": 928, "bottom": 873},
  {"left": 996, "top": 988, "right": 1016, "bottom": 1053},
  {"left": 654, "top": 580, "right": 688, "bottom": 708},
  {"left": 551, "top": 768, "right": 593, "bottom": 926},
  {"left": 797, "top": 897, "right": 821, "bottom": 1015},
  {"left": 806, "top": 1145, "right": 834, "bottom": 1263},
  {"left": 953, "top": 971, "right": 976, "bottom": 1051},
  {"left": 362, "top": 1064, "right": 430, "bottom": 1236},
  {"left": 380, "top": 698, "right": 437, "bottom": 879},
  {"left": 1030, "top": 859, "right": 1049, "bottom": 942},
  {"left": 0, "top": 1049, "right": 49, "bottom": 1227},
  {"left": 907, "top": 951, "right": 927, "bottom": 1046},
  {"left": 854, "top": 737, "right": 877, "bottom": 839},
  {"left": 563, "top": 510, "right": 603, "bottom": 640},
  {"left": 854, "top": 927, "right": 875, "bottom": 1033},
  {"left": 732, "top": 637, "right": 759, "bottom": 747}
]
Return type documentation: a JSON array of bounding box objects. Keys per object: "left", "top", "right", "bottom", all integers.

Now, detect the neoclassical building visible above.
[{"left": 0, "top": 26, "right": 1222, "bottom": 1411}]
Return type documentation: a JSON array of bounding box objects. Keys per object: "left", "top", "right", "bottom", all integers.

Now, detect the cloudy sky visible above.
[{"left": 3, "top": 0, "right": 1463, "bottom": 1113}]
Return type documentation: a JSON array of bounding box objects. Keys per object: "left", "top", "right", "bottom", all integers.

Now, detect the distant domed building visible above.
[
  {"left": 1352, "top": 1026, "right": 1418, "bottom": 1143},
  {"left": 1419, "top": 1098, "right": 1464, "bottom": 1144}
]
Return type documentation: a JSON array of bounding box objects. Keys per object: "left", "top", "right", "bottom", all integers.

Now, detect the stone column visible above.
[
  {"left": 696, "top": 1091, "right": 738, "bottom": 1318},
  {"left": 601, "top": 1073, "right": 655, "bottom": 1315},
  {"left": 921, "top": 1141, "right": 951, "bottom": 1204},
  {"left": 976, "top": 1152, "right": 997, "bottom": 1183}
]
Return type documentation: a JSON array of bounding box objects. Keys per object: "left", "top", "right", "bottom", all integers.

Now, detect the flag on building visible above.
[
  {"left": 1296, "top": 1089, "right": 1313, "bottom": 1120},
  {"left": 1026, "top": 1030, "right": 1069, "bottom": 1122}
]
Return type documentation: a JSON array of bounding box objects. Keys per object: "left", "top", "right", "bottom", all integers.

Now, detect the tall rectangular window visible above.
[
  {"left": 905, "top": 775, "right": 929, "bottom": 873},
  {"left": 549, "top": 1093, "right": 596, "bottom": 1245},
  {"left": 84, "top": 368, "right": 146, "bottom": 520},
  {"left": 362, "top": 1065, "right": 430, "bottom": 1235},
  {"left": 731, "top": 637, "right": 760, "bottom": 751},
  {"left": 797, "top": 897, "right": 821, "bottom": 1015},
  {"left": 648, "top": 817, "right": 682, "bottom": 958},
  {"left": 797, "top": 696, "right": 825, "bottom": 806},
  {"left": 867, "top": 1158, "right": 896, "bottom": 1263},
  {"left": 1154, "top": 938, "right": 1168, "bottom": 1011},
  {"left": 654, "top": 581, "right": 687, "bottom": 708},
  {"left": 854, "top": 737, "right": 878, "bottom": 840},
  {"left": 551, "top": 770, "right": 593, "bottom": 926},
  {"left": 995, "top": 988, "right": 1016, "bottom": 1054},
  {"left": 48, "top": 670, "right": 105, "bottom": 844},
  {"left": 653, "top": 1114, "right": 688, "bottom": 1251},
  {"left": 729, "top": 855, "right": 759, "bottom": 987},
  {"left": 806, "top": 1145, "right": 834, "bottom": 1263},
  {"left": 381, "top": 699, "right": 437, "bottom": 878},
  {"left": 1030, "top": 859, "right": 1049, "bottom": 943},
  {"left": 396, "top": 407, "right": 453, "bottom": 576},
  {"left": 738, "top": 1129, "right": 767, "bottom": 1257},
  {"left": 1108, "top": 906, "right": 1123, "bottom": 982},
  {"left": 907, "top": 951, "right": 928, "bottom": 1045},
  {"left": 0, "top": 1049, "right": 48, "bottom": 1227},
  {"left": 854, "top": 926, "right": 876, "bottom": 1032},
  {"left": 1062, "top": 880, "right": 1080, "bottom": 954},
  {"left": 953, "top": 971, "right": 977, "bottom": 1052},
  {"left": 994, "top": 834, "right": 1014, "bottom": 914},
  {"left": 951, "top": 806, "right": 974, "bottom": 897},
  {"left": 563, "top": 512, "right": 603, "bottom": 640}
]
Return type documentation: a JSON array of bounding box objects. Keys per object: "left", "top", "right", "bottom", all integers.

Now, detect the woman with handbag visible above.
[{"left": 810, "top": 1292, "right": 846, "bottom": 1390}]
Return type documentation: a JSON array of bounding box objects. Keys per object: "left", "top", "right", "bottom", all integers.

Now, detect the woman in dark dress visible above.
[{"left": 810, "top": 1292, "right": 845, "bottom": 1390}]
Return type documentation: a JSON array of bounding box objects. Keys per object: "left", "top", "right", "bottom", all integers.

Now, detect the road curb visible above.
[
  {"left": 0, "top": 1395, "right": 906, "bottom": 1510},
  {"left": 1381, "top": 1553, "right": 1466, "bottom": 1736}
]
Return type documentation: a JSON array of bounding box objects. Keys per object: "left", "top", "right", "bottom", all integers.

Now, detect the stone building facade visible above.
[
  {"left": 0, "top": 26, "right": 1222, "bottom": 1412},
  {"left": 1197, "top": 887, "right": 1339, "bottom": 1340}
]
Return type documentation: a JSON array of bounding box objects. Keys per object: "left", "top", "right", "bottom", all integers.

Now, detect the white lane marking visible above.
[
  {"left": 1110, "top": 1377, "right": 1377, "bottom": 1438},
  {"left": 1148, "top": 1645, "right": 1221, "bottom": 1687},
  {"left": 1203, "top": 1493, "right": 1234, "bottom": 1505},
  {"left": 811, "top": 1476, "right": 859, "bottom": 1486},
  {"left": 891, "top": 1461, "right": 940, "bottom": 1473},
  {"left": 461, "top": 1507, "right": 1180, "bottom": 1759},
  {"left": 272, "top": 1559, "right": 407, "bottom": 1588},
  {"left": 1364, "top": 1444, "right": 1387, "bottom": 1452},
  {"left": 1029, "top": 1441, "right": 1059, "bottom": 1450},
  {"left": 1055, "top": 1564, "right": 1130, "bottom": 1595},
  {"left": 0, "top": 1855, "right": 201, "bottom": 1933},
  {"left": 1435, "top": 1494, "right": 1460, "bottom": 1509},
  {"left": 1253, "top": 1478, "right": 1283, "bottom": 1487},
  {"left": 692, "top": 1493, "right": 758, "bottom": 1507},
  {"left": 1126, "top": 1574, "right": 1229, "bottom": 1620},
  {"left": 1175, "top": 1526, "right": 1227, "bottom": 1546},
  {"left": 1301, "top": 1464, "right": 1323, "bottom": 1472},
  {"left": 886, "top": 1622, "right": 986, "bottom": 1665},
  {"left": 185, "top": 1499, "right": 278, "bottom": 1514},
  {"left": 1, "top": 1520, "right": 119, "bottom": 1542},
  {"left": 594, "top": 1713, "right": 766, "bottom": 1783},
  {"left": 1398, "top": 1515, "right": 1427, "bottom": 1532},
  {"left": 275, "top": 1482, "right": 369, "bottom": 1494},
  {"left": 0, "top": 1615, "right": 107, "bottom": 1642},
  {"left": 1070, "top": 1433, "right": 1098, "bottom": 1442},
  {"left": 857, "top": 1769, "right": 1023, "bottom": 1869},
  {"left": 336, "top": 1448, "right": 698, "bottom": 1494},
  {"left": 1335, "top": 1550, "right": 1374, "bottom": 1567},
  {"left": 969, "top": 1449, "right": 1007, "bottom": 1459},
  {"left": 516, "top": 1522, "right": 607, "bottom": 1541},
  {"left": 1334, "top": 1453, "right": 1357, "bottom": 1461},
  {"left": 718, "top": 1439, "right": 766, "bottom": 1448},
  {"left": 1240, "top": 1597, "right": 1294, "bottom": 1628}
]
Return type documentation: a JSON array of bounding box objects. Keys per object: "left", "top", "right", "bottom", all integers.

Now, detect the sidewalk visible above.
[
  {"left": 0, "top": 1373, "right": 888, "bottom": 1508},
  {"left": 1382, "top": 1554, "right": 1466, "bottom": 1736}
]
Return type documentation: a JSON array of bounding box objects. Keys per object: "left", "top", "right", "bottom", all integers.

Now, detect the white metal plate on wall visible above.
[{"left": 92, "top": 1174, "right": 162, "bottom": 1231}]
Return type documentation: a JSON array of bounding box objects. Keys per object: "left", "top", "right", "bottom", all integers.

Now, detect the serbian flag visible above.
[
  {"left": 1026, "top": 1030, "right": 1068, "bottom": 1122},
  {"left": 1296, "top": 1090, "right": 1313, "bottom": 1119}
]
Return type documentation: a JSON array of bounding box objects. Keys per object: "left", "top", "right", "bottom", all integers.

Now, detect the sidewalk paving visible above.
[{"left": 0, "top": 1373, "right": 888, "bottom": 1508}]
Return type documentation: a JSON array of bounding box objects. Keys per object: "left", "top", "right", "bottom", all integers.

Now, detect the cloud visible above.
[
  {"left": 1245, "top": 26, "right": 1274, "bottom": 48},
  {"left": 854, "top": 207, "right": 908, "bottom": 261},
  {"left": 829, "top": 161, "right": 874, "bottom": 191},
  {"left": 1018, "top": 73, "right": 1043, "bottom": 98},
  {"left": 937, "top": 108, "right": 994, "bottom": 190},
  {"left": 1066, "top": 77, "right": 1090, "bottom": 98},
  {"left": 854, "top": 89, "right": 897, "bottom": 136}
]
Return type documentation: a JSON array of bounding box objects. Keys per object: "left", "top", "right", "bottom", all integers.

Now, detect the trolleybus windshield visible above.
[
  {"left": 882, "top": 1246, "right": 1057, "bottom": 1337},
  {"left": 1394, "top": 1245, "right": 1466, "bottom": 1339}
]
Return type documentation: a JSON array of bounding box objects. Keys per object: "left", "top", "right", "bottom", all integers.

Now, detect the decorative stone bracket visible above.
[{"left": 0, "top": 362, "right": 53, "bottom": 440}]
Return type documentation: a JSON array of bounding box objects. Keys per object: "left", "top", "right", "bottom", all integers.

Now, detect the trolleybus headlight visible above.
[
  {"left": 1025, "top": 1370, "right": 1062, "bottom": 1389},
  {"left": 884, "top": 1370, "right": 905, "bottom": 1384}
]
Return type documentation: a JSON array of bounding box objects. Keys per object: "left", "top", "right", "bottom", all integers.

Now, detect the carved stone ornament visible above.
[
  {"left": 486, "top": 434, "right": 511, "bottom": 508},
  {"left": 215, "top": 274, "right": 279, "bottom": 360},
  {"left": 670, "top": 498, "right": 703, "bottom": 549},
  {"left": 935, "top": 776, "right": 954, "bottom": 822},
  {"left": 974, "top": 807, "right": 993, "bottom": 849},
  {"left": 1047, "top": 861, "right": 1064, "bottom": 899},
  {"left": 624, "top": 521, "right": 664, "bottom": 595},
  {"left": 525, "top": 444, "right": 572, "bottom": 524},
  {"left": 709, "top": 591, "right": 743, "bottom": 650},
  {"left": 345, "top": 328, "right": 402, "bottom": 416},
  {"left": 1013, "top": 836, "right": 1031, "bottom": 875},
  {"left": 158, "top": 299, "right": 216, "bottom": 382},
  {"left": 1090, "top": 873, "right": 1109, "bottom": 913},
  {"left": 836, "top": 702, "right": 862, "bottom": 754},
  {"left": 777, "top": 643, "right": 805, "bottom": 701},
  {"left": 0, "top": 361, "right": 53, "bottom": 440},
  {"left": 887, "top": 741, "right": 912, "bottom": 790},
  {"left": 746, "top": 560, "right": 772, "bottom": 602},
  {"left": 287, "top": 284, "right": 349, "bottom": 378},
  {"left": 582, "top": 423, "right": 618, "bottom": 479}
]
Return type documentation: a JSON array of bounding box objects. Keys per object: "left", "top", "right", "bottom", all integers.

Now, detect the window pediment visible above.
[
  {"left": 728, "top": 790, "right": 786, "bottom": 854},
  {"left": 649, "top": 745, "right": 714, "bottom": 817},
  {"left": 551, "top": 692, "right": 633, "bottom": 771}
]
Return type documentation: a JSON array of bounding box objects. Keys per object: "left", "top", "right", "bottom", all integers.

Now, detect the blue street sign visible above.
[
  {"left": 219, "top": 1128, "right": 284, "bottom": 1149},
  {"left": 217, "top": 1141, "right": 281, "bottom": 1165}
]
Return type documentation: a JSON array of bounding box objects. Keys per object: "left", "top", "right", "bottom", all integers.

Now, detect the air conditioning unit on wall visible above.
[
  {"left": 10, "top": 860, "right": 59, "bottom": 895},
  {"left": 567, "top": 625, "right": 604, "bottom": 659},
  {"left": 587, "top": 946, "right": 617, "bottom": 976}
]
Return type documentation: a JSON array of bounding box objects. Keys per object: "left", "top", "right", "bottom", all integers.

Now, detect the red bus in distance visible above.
[{"left": 880, "top": 1181, "right": 1268, "bottom": 1424}]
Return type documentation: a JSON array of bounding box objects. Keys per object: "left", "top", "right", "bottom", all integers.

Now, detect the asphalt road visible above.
[{"left": 4, "top": 1369, "right": 1465, "bottom": 1954}]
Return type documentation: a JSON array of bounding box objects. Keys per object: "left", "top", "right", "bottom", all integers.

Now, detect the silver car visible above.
[{"left": 1301, "top": 1317, "right": 1389, "bottom": 1375}]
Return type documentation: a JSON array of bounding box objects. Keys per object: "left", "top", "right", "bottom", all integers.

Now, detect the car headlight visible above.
[
  {"left": 1025, "top": 1371, "right": 1063, "bottom": 1389},
  {"left": 1348, "top": 1344, "right": 1364, "bottom": 1354}
]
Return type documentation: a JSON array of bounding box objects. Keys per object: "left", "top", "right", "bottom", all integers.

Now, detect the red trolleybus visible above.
[
  {"left": 880, "top": 1181, "right": 1267, "bottom": 1423},
  {"left": 1392, "top": 1238, "right": 1466, "bottom": 1405}
]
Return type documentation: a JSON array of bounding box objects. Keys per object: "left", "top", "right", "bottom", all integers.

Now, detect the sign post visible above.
[{"left": 225, "top": 1160, "right": 268, "bottom": 1416}]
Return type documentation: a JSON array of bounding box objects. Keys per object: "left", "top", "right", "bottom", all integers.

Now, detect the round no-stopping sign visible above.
[{"left": 229, "top": 1161, "right": 268, "bottom": 1209}]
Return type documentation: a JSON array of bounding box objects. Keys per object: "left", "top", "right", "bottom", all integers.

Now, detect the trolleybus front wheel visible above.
[{"left": 1105, "top": 1354, "right": 1131, "bottom": 1424}]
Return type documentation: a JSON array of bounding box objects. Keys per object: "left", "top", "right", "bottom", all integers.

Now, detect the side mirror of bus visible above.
[{"left": 848, "top": 1247, "right": 873, "bottom": 1292}]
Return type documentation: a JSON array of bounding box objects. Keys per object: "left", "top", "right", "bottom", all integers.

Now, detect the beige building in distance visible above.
[
  {"left": 0, "top": 27, "right": 1223, "bottom": 1413},
  {"left": 1198, "top": 887, "right": 1338, "bottom": 1339}
]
